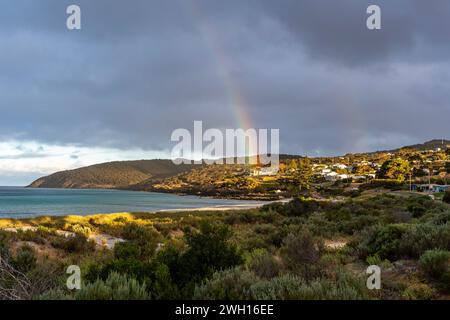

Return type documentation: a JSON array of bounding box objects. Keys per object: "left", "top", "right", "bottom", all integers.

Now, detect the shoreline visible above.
[
  {"left": 0, "top": 198, "right": 291, "bottom": 223},
  {"left": 156, "top": 198, "right": 291, "bottom": 213}
]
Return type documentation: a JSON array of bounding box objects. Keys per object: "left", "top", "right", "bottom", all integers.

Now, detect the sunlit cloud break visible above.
[{"left": 0, "top": 140, "right": 170, "bottom": 186}]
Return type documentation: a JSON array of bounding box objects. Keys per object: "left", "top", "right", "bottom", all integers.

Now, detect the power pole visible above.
[
  {"left": 410, "top": 170, "right": 412, "bottom": 192},
  {"left": 429, "top": 164, "right": 432, "bottom": 191}
]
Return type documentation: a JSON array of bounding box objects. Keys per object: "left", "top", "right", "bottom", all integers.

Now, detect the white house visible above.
[
  {"left": 333, "top": 164, "right": 348, "bottom": 170},
  {"left": 325, "top": 172, "right": 338, "bottom": 181},
  {"left": 251, "top": 167, "right": 278, "bottom": 176}
]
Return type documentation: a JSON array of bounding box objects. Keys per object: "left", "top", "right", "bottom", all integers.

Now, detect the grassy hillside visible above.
[{"left": 28, "top": 160, "right": 195, "bottom": 189}]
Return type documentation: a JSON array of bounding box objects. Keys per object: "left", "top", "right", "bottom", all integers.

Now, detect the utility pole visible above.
[
  {"left": 429, "top": 164, "right": 432, "bottom": 191},
  {"left": 410, "top": 170, "right": 413, "bottom": 192}
]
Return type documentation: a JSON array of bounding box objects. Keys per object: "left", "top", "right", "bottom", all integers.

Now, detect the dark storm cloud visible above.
[{"left": 0, "top": 0, "right": 449, "bottom": 156}]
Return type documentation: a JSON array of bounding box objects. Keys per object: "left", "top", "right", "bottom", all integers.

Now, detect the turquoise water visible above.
[{"left": 0, "top": 187, "right": 263, "bottom": 218}]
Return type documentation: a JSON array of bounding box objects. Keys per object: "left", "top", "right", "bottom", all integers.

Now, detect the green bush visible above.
[
  {"left": 407, "top": 204, "right": 427, "bottom": 218},
  {"left": 193, "top": 268, "right": 257, "bottom": 300},
  {"left": 249, "top": 271, "right": 369, "bottom": 300},
  {"left": 12, "top": 245, "right": 37, "bottom": 273},
  {"left": 66, "top": 224, "right": 92, "bottom": 236},
  {"left": 358, "top": 224, "right": 409, "bottom": 260},
  {"left": 248, "top": 252, "right": 281, "bottom": 279},
  {"left": 360, "top": 179, "right": 406, "bottom": 191},
  {"left": 281, "top": 231, "right": 324, "bottom": 279},
  {"left": 419, "top": 250, "right": 450, "bottom": 278},
  {"left": 399, "top": 224, "right": 450, "bottom": 258},
  {"left": 272, "top": 197, "right": 322, "bottom": 217},
  {"left": 120, "top": 224, "right": 160, "bottom": 259},
  {"left": 402, "top": 284, "right": 434, "bottom": 300},
  {"left": 175, "top": 222, "right": 243, "bottom": 286},
  {"left": 87, "top": 258, "right": 153, "bottom": 284},
  {"left": 51, "top": 234, "right": 96, "bottom": 253},
  {"left": 37, "top": 289, "right": 71, "bottom": 300},
  {"left": 443, "top": 191, "right": 450, "bottom": 204},
  {"left": 114, "top": 241, "right": 141, "bottom": 260},
  {"left": 150, "top": 263, "right": 180, "bottom": 300},
  {"left": 76, "top": 272, "right": 149, "bottom": 300},
  {"left": 438, "top": 272, "right": 450, "bottom": 293}
]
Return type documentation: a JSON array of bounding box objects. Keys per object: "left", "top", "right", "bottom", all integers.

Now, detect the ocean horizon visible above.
[{"left": 0, "top": 186, "right": 265, "bottom": 219}]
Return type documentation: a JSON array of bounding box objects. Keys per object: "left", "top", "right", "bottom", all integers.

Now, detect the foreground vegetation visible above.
[{"left": 0, "top": 192, "right": 449, "bottom": 300}]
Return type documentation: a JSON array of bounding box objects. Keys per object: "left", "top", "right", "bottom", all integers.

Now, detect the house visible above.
[
  {"left": 333, "top": 164, "right": 348, "bottom": 170},
  {"left": 325, "top": 172, "right": 338, "bottom": 181},
  {"left": 412, "top": 184, "right": 450, "bottom": 193},
  {"left": 251, "top": 166, "right": 278, "bottom": 176}
]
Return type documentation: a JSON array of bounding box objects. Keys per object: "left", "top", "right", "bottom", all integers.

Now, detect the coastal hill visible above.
[
  {"left": 396, "top": 139, "right": 450, "bottom": 152},
  {"left": 28, "top": 140, "right": 449, "bottom": 193},
  {"left": 376, "top": 139, "right": 450, "bottom": 153},
  {"left": 28, "top": 155, "right": 301, "bottom": 191},
  {"left": 28, "top": 160, "right": 195, "bottom": 189}
]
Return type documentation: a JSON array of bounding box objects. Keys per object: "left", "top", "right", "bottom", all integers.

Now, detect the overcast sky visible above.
[{"left": 1, "top": 0, "right": 450, "bottom": 185}]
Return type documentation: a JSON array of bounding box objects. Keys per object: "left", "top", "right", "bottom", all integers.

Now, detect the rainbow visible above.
[{"left": 189, "top": 1, "right": 254, "bottom": 131}]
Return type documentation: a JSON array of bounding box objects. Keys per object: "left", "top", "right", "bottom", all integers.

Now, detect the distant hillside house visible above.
[
  {"left": 324, "top": 172, "right": 339, "bottom": 181},
  {"left": 251, "top": 167, "right": 278, "bottom": 176},
  {"left": 333, "top": 164, "right": 348, "bottom": 170},
  {"left": 412, "top": 184, "right": 450, "bottom": 193}
]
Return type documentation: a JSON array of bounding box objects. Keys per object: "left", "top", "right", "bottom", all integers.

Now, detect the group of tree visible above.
[
  {"left": 377, "top": 158, "right": 411, "bottom": 181},
  {"left": 291, "top": 158, "right": 313, "bottom": 194}
]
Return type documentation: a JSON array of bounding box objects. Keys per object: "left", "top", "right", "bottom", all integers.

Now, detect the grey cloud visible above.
[
  {"left": 0, "top": 0, "right": 449, "bottom": 158},
  {"left": 0, "top": 153, "right": 52, "bottom": 160}
]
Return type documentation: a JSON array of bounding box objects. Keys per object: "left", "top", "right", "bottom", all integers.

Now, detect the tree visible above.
[
  {"left": 293, "top": 158, "right": 313, "bottom": 193},
  {"left": 288, "top": 159, "right": 298, "bottom": 172},
  {"left": 377, "top": 158, "right": 411, "bottom": 181},
  {"left": 353, "top": 164, "right": 373, "bottom": 175},
  {"left": 445, "top": 162, "right": 450, "bottom": 174},
  {"left": 168, "top": 222, "right": 242, "bottom": 288}
]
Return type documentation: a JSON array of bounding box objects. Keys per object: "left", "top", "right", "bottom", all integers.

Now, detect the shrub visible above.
[
  {"left": 402, "top": 284, "right": 434, "bottom": 300},
  {"left": 419, "top": 250, "right": 450, "bottom": 279},
  {"left": 175, "top": 222, "right": 243, "bottom": 286},
  {"left": 151, "top": 263, "right": 180, "bottom": 300},
  {"left": 438, "top": 272, "right": 450, "bottom": 293},
  {"left": 281, "top": 231, "right": 324, "bottom": 279},
  {"left": 66, "top": 224, "right": 92, "bottom": 236},
  {"left": 249, "top": 252, "right": 281, "bottom": 279},
  {"left": 366, "top": 254, "right": 382, "bottom": 266},
  {"left": 249, "top": 271, "right": 369, "bottom": 300},
  {"left": 51, "top": 234, "right": 96, "bottom": 253},
  {"left": 357, "top": 224, "right": 408, "bottom": 260},
  {"left": 272, "top": 197, "right": 322, "bottom": 217},
  {"left": 120, "top": 223, "right": 160, "bottom": 259},
  {"left": 37, "top": 289, "right": 71, "bottom": 300},
  {"left": 88, "top": 258, "right": 153, "bottom": 284},
  {"left": 193, "top": 268, "right": 257, "bottom": 300},
  {"left": 16, "top": 230, "right": 47, "bottom": 245},
  {"left": 443, "top": 191, "right": 450, "bottom": 204},
  {"left": 76, "top": 272, "right": 149, "bottom": 300},
  {"left": 12, "top": 245, "right": 37, "bottom": 273},
  {"left": 114, "top": 241, "right": 141, "bottom": 260},
  {"left": 360, "top": 179, "right": 406, "bottom": 191},
  {"left": 407, "top": 204, "right": 427, "bottom": 218},
  {"left": 399, "top": 224, "right": 450, "bottom": 258}
]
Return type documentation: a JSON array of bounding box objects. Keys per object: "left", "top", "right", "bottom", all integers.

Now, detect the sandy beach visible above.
[{"left": 156, "top": 199, "right": 288, "bottom": 213}]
